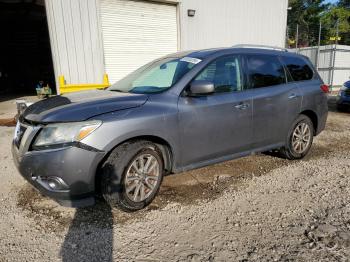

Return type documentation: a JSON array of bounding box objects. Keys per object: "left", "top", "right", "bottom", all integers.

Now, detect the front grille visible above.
[{"left": 14, "top": 124, "right": 27, "bottom": 148}]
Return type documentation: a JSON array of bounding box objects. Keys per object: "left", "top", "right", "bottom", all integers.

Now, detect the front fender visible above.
[{"left": 81, "top": 106, "right": 181, "bottom": 170}]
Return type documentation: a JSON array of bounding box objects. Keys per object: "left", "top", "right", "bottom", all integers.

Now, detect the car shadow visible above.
[{"left": 61, "top": 193, "right": 114, "bottom": 261}]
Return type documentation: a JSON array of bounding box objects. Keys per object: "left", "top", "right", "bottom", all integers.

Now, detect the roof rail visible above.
[{"left": 232, "top": 44, "right": 288, "bottom": 52}]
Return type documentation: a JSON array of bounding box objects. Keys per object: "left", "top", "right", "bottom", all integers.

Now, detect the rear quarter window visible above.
[{"left": 281, "top": 56, "right": 314, "bottom": 82}]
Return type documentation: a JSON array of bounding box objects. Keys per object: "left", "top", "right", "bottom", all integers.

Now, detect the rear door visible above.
[
  {"left": 245, "top": 54, "right": 302, "bottom": 149},
  {"left": 281, "top": 55, "right": 326, "bottom": 115},
  {"left": 178, "top": 55, "right": 253, "bottom": 166}
]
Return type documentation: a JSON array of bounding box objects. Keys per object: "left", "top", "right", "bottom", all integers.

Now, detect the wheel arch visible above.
[
  {"left": 95, "top": 135, "right": 174, "bottom": 194},
  {"left": 300, "top": 110, "right": 318, "bottom": 135}
]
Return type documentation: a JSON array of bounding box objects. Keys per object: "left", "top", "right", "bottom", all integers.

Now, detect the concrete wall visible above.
[{"left": 45, "top": 0, "right": 105, "bottom": 93}]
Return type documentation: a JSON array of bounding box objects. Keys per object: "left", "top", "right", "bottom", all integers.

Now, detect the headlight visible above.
[{"left": 33, "top": 120, "right": 102, "bottom": 148}]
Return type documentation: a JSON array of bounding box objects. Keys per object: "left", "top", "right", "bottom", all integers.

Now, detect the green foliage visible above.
[
  {"left": 321, "top": 7, "right": 350, "bottom": 45},
  {"left": 287, "top": 0, "right": 329, "bottom": 47},
  {"left": 338, "top": 0, "right": 350, "bottom": 8},
  {"left": 287, "top": 0, "right": 350, "bottom": 46}
]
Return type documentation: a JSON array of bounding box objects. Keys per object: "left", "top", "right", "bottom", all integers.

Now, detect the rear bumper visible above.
[{"left": 12, "top": 141, "right": 105, "bottom": 207}]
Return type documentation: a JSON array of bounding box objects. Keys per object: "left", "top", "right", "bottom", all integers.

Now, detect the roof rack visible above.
[{"left": 232, "top": 44, "right": 288, "bottom": 52}]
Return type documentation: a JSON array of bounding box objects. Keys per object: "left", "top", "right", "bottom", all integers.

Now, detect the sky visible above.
[{"left": 323, "top": 0, "right": 339, "bottom": 4}]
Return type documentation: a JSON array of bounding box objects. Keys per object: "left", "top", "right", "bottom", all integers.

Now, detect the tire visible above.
[
  {"left": 101, "top": 140, "right": 164, "bottom": 212},
  {"left": 337, "top": 104, "right": 346, "bottom": 112},
  {"left": 280, "top": 115, "right": 314, "bottom": 160}
]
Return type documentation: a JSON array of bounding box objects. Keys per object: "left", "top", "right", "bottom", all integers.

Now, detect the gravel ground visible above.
[{"left": 0, "top": 100, "right": 350, "bottom": 261}]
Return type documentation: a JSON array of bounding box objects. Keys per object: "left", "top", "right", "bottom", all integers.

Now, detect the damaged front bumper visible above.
[{"left": 11, "top": 120, "right": 105, "bottom": 208}]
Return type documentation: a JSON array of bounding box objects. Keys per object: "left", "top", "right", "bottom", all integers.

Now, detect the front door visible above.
[{"left": 178, "top": 55, "right": 253, "bottom": 167}]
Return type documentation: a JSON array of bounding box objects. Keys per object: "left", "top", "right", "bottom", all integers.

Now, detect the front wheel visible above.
[
  {"left": 101, "top": 141, "right": 164, "bottom": 212},
  {"left": 280, "top": 115, "right": 314, "bottom": 160}
]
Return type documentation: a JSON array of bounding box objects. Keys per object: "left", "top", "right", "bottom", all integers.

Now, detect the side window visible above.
[
  {"left": 195, "top": 56, "right": 243, "bottom": 93},
  {"left": 281, "top": 56, "right": 314, "bottom": 82},
  {"left": 246, "top": 55, "right": 286, "bottom": 88}
]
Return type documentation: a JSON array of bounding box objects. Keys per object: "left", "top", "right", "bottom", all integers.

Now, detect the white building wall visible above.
[
  {"left": 45, "top": 0, "right": 288, "bottom": 89},
  {"left": 178, "top": 0, "right": 288, "bottom": 50},
  {"left": 45, "top": 0, "right": 105, "bottom": 93}
]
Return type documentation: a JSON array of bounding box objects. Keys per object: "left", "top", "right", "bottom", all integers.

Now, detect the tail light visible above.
[{"left": 320, "top": 84, "right": 329, "bottom": 93}]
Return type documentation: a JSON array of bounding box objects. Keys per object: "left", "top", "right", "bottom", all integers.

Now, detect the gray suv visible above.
[{"left": 12, "top": 46, "right": 328, "bottom": 212}]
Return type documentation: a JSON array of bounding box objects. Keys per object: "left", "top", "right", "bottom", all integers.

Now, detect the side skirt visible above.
[{"left": 172, "top": 142, "right": 285, "bottom": 174}]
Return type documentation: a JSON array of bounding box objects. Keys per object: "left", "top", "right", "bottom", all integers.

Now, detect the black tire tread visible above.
[
  {"left": 280, "top": 114, "right": 314, "bottom": 160},
  {"left": 101, "top": 140, "right": 164, "bottom": 212}
]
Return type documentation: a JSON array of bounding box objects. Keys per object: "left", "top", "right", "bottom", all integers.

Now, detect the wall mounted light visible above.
[{"left": 187, "top": 9, "right": 196, "bottom": 17}]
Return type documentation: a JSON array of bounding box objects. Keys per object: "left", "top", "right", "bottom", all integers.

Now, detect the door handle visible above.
[
  {"left": 234, "top": 103, "right": 249, "bottom": 110},
  {"left": 288, "top": 93, "right": 298, "bottom": 99}
]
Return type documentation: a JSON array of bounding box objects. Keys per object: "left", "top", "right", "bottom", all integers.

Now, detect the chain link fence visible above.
[{"left": 286, "top": 22, "right": 350, "bottom": 91}]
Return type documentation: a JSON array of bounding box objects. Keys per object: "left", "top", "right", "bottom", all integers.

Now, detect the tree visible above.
[
  {"left": 287, "top": 0, "right": 350, "bottom": 47},
  {"left": 337, "top": 0, "right": 350, "bottom": 45},
  {"left": 287, "top": 0, "right": 329, "bottom": 47},
  {"left": 320, "top": 6, "right": 350, "bottom": 45},
  {"left": 338, "top": 0, "right": 350, "bottom": 8}
]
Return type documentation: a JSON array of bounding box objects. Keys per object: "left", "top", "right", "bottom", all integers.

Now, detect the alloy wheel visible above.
[
  {"left": 124, "top": 153, "right": 161, "bottom": 202},
  {"left": 291, "top": 122, "right": 311, "bottom": 154}
]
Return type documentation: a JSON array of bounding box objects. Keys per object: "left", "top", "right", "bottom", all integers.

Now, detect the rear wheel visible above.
[
  {"left": 337, "top": 104, "right": 346, "bottom": 112},
  {"left": 280, "top": 115, "right": 314, "bottom": 160},
  {"left": 101, "top": 141, "right": 164, "bottom": 212}
]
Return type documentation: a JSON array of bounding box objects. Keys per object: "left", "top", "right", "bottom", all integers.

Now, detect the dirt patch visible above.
[
  {"left": 325, "top": 121, "right": 344, "bottom": 133},
  {"left": 17, "top": 186, "right": 73, "bottom": 232},
  {"left": 0, "top": 118, "right": 16, "bottom": 127}
]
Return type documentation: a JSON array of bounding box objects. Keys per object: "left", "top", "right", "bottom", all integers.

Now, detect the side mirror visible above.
[{"left": 189, "top": 80, "right": 214, "bottom": 96}]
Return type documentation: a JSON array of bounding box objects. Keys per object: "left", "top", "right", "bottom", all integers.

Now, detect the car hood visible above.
[{"left": 23, "top": 90, "right": 148, "bottom": 123}]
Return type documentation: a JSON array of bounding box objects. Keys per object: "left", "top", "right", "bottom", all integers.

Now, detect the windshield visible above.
[{"left": 108, "top": 57, "right": 199, "bottom": 94}]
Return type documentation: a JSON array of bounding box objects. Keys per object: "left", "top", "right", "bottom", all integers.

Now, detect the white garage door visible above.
[{"left": 100, "top": 0, "right": 178, "bottom": 83}]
